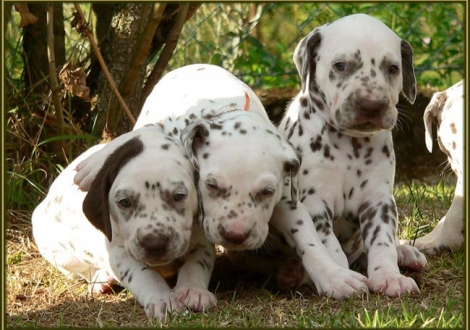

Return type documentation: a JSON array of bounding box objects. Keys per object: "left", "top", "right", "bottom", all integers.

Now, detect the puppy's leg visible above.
[
  {"left": 272, "top": 200, "right": 369, "bottom": 299},
  {"left": 109, "top": 244, "right": 183, "bottom": 319},
  {"left": 172, "top": 229, "right": 217, "bottom": 312},
  {"left": 360, "top": 196, "right": 426, "bottom": 296}
]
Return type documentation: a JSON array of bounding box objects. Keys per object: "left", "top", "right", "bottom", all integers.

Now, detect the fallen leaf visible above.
[{"left": 59, "top": 61, "right": 90, "bottom": 101}]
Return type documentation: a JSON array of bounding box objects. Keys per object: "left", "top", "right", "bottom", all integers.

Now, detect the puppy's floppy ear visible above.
[
  {"left": 278, "top": 137, "right": 301, "bottom": 206},
  {"left": 195, "top": 175, "right": 205, "bottom": 227},
  {"left": 422, "top": 90, "right": 445, "bottom": 153},
  {"left": 400, "top": 40, "right": 417, "bottom": 104},
  {"left": 180, "top": 120, "right": 210, "bottom": 227},
  {"left": 180, "top": 119, "right": 210, "bottom": 172},
  {"left": 284, "top": 158, "right": 300, "bottom": 207},
  {"left": 294, "top": 29, "right": 322, "bottom": 94},
  {"left": 83, "top": 137, "right": 144, "bottom": 242}
]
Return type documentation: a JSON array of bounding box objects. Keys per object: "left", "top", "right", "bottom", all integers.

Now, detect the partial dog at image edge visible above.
[
  {"left": 32, "top": 125, "right": 217, "bottom": 319},
  {"left": 401, "top": 80, "right": 464, "bottom": 255},
  {"left": 272, "top": 13, "right": 427, "bottom": 297},
  {"left": 74, "top": 63, "right": 372, "bottom": 300}
]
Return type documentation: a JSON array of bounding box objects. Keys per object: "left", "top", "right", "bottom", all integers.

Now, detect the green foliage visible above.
[
  {"left": 172, "top": 2, "right": 464, "bottom": 89},
  {"left": 5, "top": 4, "right": 95, "bottom": 215}
]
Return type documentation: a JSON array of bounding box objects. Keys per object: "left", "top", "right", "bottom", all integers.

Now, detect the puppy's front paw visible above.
[
  {"left": 145, "top": 293, "right": 184, "bottom": 319},
  {"left": 396, "top": 245, "right": 427, "bottom": 270},
  {"left": 173, "top": 286, "right": 217, "bottom": 312},
  {"left": 368, "top": 268, "right": 419, "bottom": 297}
]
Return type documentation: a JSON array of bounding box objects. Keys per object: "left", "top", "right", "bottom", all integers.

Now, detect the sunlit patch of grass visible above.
[{"left": 394, "top": 180, "right": 455, "bottom": 240}]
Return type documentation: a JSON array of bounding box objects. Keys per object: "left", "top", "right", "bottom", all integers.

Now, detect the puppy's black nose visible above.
[
  {"left": 140, "top": 233, "right": 169, "bottom": 257},
  {"left": 358, "top": 98, "right": 387, "bottom": 117}
]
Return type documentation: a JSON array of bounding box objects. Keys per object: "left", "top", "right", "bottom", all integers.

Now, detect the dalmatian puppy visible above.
[
  {"left": 77, "top": 64, "right": 294, "bottom": 251},
  {"left": 32, "top": 125, "right": 216, "bottom": 319},
  {"left": 275, "top": 14, "right": 427, "bottom": 297},
  {"left": 402, "top": 80, "right": 464, "bottom": 255},
  {"left": 75, "top": 64, "right": 370, "bottom": 299}
]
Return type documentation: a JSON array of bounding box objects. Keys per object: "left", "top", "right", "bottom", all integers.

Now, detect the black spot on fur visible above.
[
  {"left": 304, "top": 110, "right": 310, "bottom": 120},
  {"left": 210, "top": 122, "right": 223, "bottom": 130},
  {"left": 351, "top": 138, "right": 362, "bottom": 158},
  {"left": 364, "top": 147, "right": 373, "bottom": 159},
  {"left": 323, "top": 144, "right": 331, "bottom": 158},
  {"left": 310, "top": 135, "right": 322, "bottom": 152},
  {"left": 287, "top": 121, "right": 297, "bottom": 140},
  {"left": 382, "top": 145, "right": 391, "bottom": 158}
]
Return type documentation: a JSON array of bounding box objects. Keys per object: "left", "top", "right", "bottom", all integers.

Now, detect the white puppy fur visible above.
[{"left": 33, "top": 125, "right": 216, "bottom": 319}]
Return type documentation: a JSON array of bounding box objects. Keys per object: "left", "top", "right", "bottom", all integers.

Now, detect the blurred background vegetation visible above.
[
  {"left": 171, "top": 3, "right": 464, "bottom": 88},
  {"left": 4, "top": 2, "right": 465, "bottom": 219}
]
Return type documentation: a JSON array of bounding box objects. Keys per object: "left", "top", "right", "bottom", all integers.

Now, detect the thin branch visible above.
[
  {"left": 142, "top": 4, "right": 189, "bottom": 101},
  {"left": 73, "top": 2, "right": 135, "bottom": 125},
  {"left": 118, "top": 3, "right": 167, "bottom": 101},
  {"left": 46, "top": 3, "right": 69, "bottom": 155}
]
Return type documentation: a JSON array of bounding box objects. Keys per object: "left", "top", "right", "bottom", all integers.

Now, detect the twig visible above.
[
  {"left": 118, "top": 3, "right": 167, "bottom": 101},
  {"left": 73, "top": 2, "right": 135, "bottom": 125},
  {"left": 46, "top": 3, "right": 69, "bottom": 155},
  {"left": 142, "top": 4, "right": 189, "bottom": 101}
]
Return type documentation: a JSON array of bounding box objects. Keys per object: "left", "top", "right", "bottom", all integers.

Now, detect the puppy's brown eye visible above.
[
  {"left": 389, "top": 65, "right": 399, "bottom": 74},
  {"left": 206, "top": 179, "right": 218, "bottom": 190},
  {"left": 173, "top": 192, "right": 186, "bottom": 202},
  {"left": 334, "top": 62, "right": 347, "bottom": 71},
  {"left": 260, "top": 188, "right": 275, "bottom": 196},
  {"left": 118, "top": 198, "right": 132, "bottom": 208}
]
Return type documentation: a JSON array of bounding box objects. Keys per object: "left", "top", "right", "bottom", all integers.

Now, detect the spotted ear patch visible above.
[{"left": 244, "top": 92, "right": 250, "bottom": 111}]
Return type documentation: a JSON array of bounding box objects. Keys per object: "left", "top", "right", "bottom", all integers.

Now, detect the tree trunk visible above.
[
  {"left": 87, "top": 3, "right": 201, "bottom": 140},
  {"left": 23, "top": 3, "right": 64, "bottom": 99},
  {"left": 22, "top": 3, "right": 66, "bottom": 160},
  {"left": 87, "top": 3, "right": 153, "bottom": 140}
]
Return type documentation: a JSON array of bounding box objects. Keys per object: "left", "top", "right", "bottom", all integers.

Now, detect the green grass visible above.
[{"left": 395, "top": 180, "right": 455, "bottom": 241}]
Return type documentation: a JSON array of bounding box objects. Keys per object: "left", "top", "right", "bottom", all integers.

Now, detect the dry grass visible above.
[
  {"left": 5, "top": 182, "right": 466, "bottom": 328},
  {"left": 6, "top": 212, "right": 150, "bottom": 327}
]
